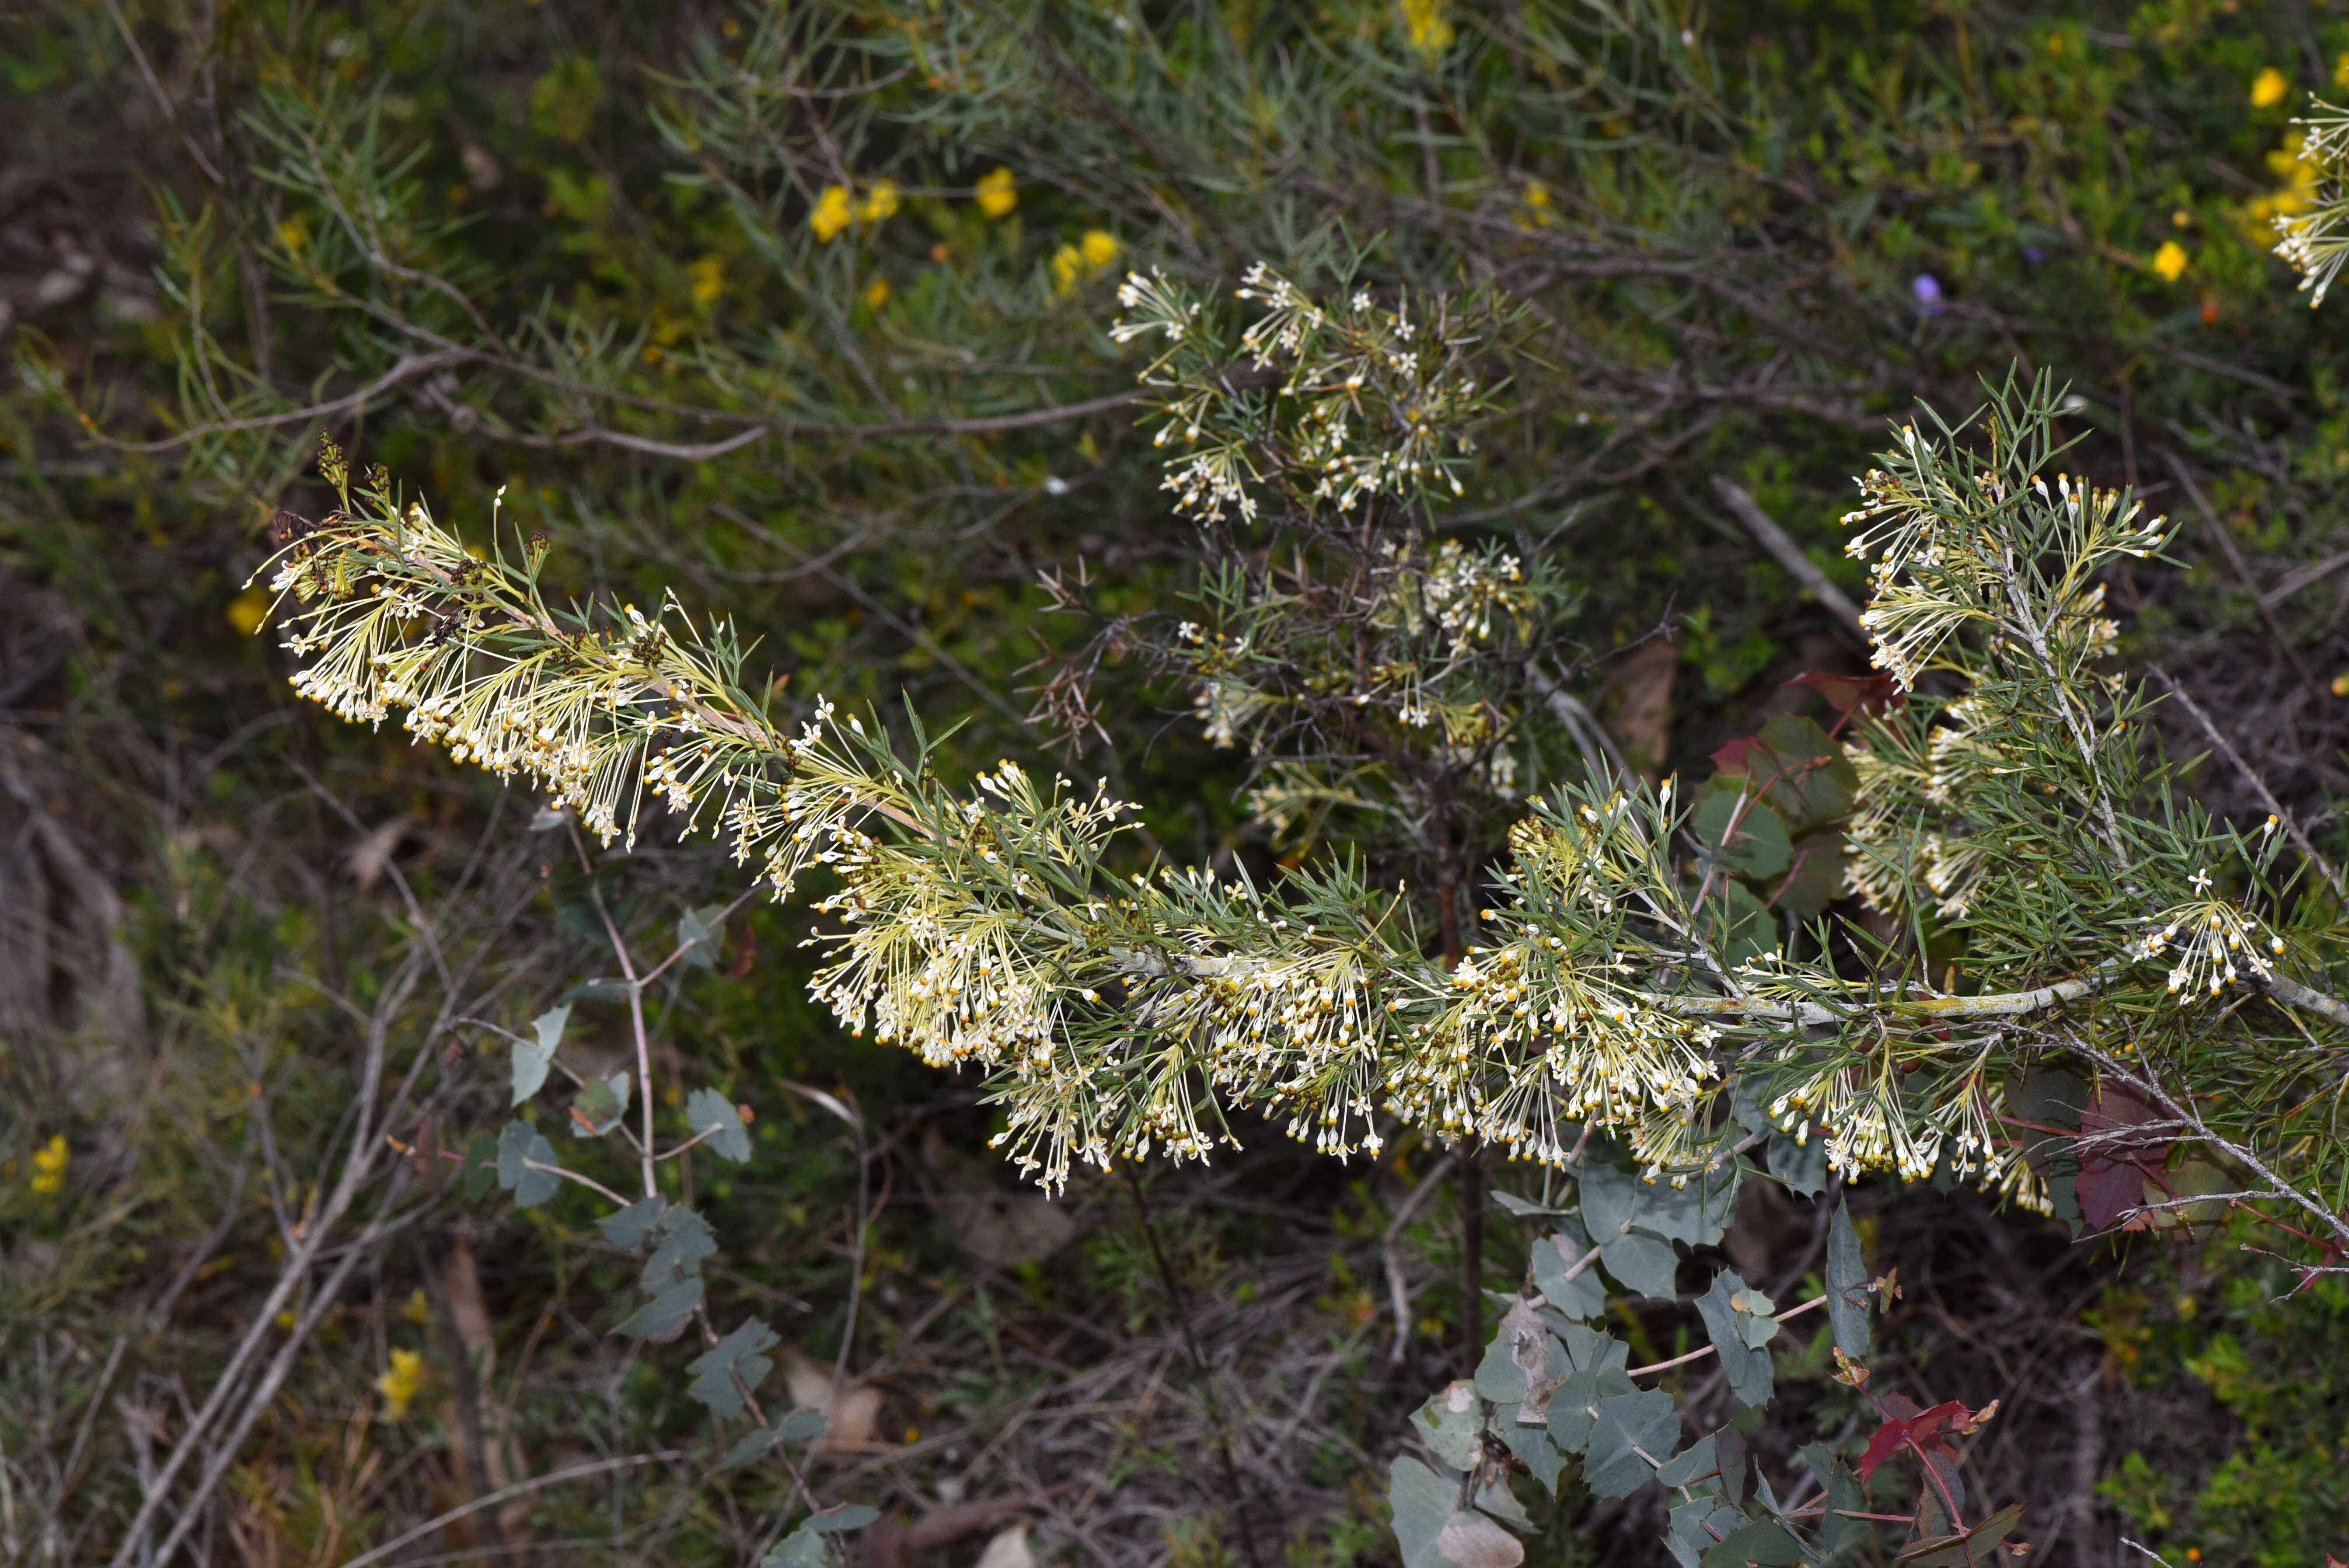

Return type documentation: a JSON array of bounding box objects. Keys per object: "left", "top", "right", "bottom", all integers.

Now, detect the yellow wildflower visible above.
[
  {"left": 375, "top": 1348, "right": 425, "bottom": 1418},
  {"left": 276, "top": 216, "right": 307, "bottom": 253},
  {"left": 2335, "top": 52, "right": 2349, "bottom": 90},
  {"left": 864, "top": 277, "right": 891, "bottom": 309},
  {"left": 2153, "top": 240, "right": 2189, "bottom": 282},
  {"left": 856, "top": 179, "right": 900, "bottom": 224},
  {"left": 2252, "top": 67, "right": 2290, "bottom": 109},
  {"left": 810, "top": 185, "right": 852, "bottom": 242},
  {"left": 1400, "top": 0, "right": 1453, "bottom": 56},
  {"left": 1516, "top": 179, "right": 1553, "bottom": 230},
  {"left": 1050, "top": 231, "right": 1123, "bottom": 295},
  {"left": 29, "top": 1134, "right": 67, "bottom": 1194},
  {"left": 227, "top": 589, "right": 269, "bottom": 637},
  {"left": 974, "top": 167, "right": 1017, "bottom": 219},
  {"left": 688, "top": 256, "right": 724, "bottom": 304}
]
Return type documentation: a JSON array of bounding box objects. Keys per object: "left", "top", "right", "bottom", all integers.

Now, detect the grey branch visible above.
[{"left": 1710, "top": 476, "right": 1867, "bottom": 634}]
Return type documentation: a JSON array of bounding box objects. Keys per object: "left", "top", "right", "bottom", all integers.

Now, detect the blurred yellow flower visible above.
[
  {"left": 1400, "top": 0, "right": 1453, "bottom": 56},
  {"left": 1051, "top": 231, "right": 1122, "bottom": 294},
  {"left": 375, "top": 1348, "right": 425, "bottom": 1418},
  {"left": 864, "top": 277, "right": 891, "bottom": 309},
  {"left": 974, "top": 167, "right": 1017, "bottom": 219},
  {"left": 276, "top": 216, "right": 307, "bottom": 253},
  {"left": 689, "top": 256, "right": 724, "bottom": 304},
  {"left": 855, "top": 179, "right": 900, "bottom": 224},
  {"left": 2152, "top": 240, "right": 2188, "bottom": 282},
  {"left": 2252, "top": 67, "right": 2289, "bottom": 108},
  {"left": 2335, "top": 52, "right": 2349, "bottom": 90},
  {"left": 29, "top": 1134, "right": 67, "bottom": 1194},
  {"left": 810, "top": 185, "right": 852, "bottom": 242},
  {"left": 227, "top": 588, "right": 269, "bottom": 637}
]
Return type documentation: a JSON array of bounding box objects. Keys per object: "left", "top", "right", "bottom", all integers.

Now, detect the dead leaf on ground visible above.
[
  {"left": 347, "top": 815, "right": 410, "bottom": 892},
  {"left": 1604, "top": 640, "right": 1676, "bottom": 777},
  {"left": 974, "top": 1526, "right": 1037, "bottom": 1568},
  {"left": 782, "top": 1348, "right": 885, "bottom": 1450},
  {"left": 922, "top": 1128, "right": 1077, "bottom": 1267}
]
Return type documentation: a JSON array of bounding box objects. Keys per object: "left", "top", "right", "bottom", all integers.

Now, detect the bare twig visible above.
[
  {"left": 335, "top": 1454, "right": 684, "bottom": 1568},
  {"left": 2150, "top": 664, "right": 2345, "bottom": 901},
  {"left": 1383, "top": 1149, "right": 1463, "bottom": 1365},
  {"left": 1710, "top": 476, "right": 1868, "bottom": 634}
]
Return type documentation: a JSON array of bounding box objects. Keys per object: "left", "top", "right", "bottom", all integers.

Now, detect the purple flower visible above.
[
  {"left": 2022, "top": 246, "right": 2045, "bottom": 266},
  {"left": 1913, "top": 273, "right": 1945, "bottom": 316}
]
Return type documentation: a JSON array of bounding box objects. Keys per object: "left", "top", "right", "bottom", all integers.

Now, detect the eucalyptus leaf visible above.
[
  {"left": 1700, "top": 1519, "right": 1805, "bottom": 1568},
  {"left": 1766, "top": 1128, "right": 1828, "bottom": 1196},
  {"left": 1433, "top": 1511, "right": 1523, "bottom": 1568},
  {"left": 1599, "top": 1229, "right": 1679, "bottom": 1298},
  {"left": 512, "top": 1004, "right": 566, "bottom": 1105},
  {"left": 597, "top": 1195, "right": 668, "bottom": 1249},
  {"left": 569, "top": 1070, "right": 630, "bottom": 1137},
  {"left": 808, "top": 1504, "right": 878, "bottom": 1533},
  {"left": 614, "top": 1278, "right": 703, "bottom": 1342},
  {"left": 1667, "top": 1498, "right": 1749, "bottom": 1568},
  {"left": 1473, "top": 1298, "right": 1551, "bottom": 1404},
  {"left": 685, "top": 1087, "right": 753, "bottom": 1163},
  {"left": 1695, "top": 1271, "right": 1776, "bottom": 1407},
  {"left": 1531, "top": 1230, "right": 1606, "bottom": 1320},
  {"left": 1825, "top": 1197, "right": 1872, "bottom": 1358},
  {"left": 760, "top": 1523, "right": 831, "bottom": 1568},
  {"left": 1496, "top": 1408, "right": 1568, "bottom": 1495},
  {"left": 1582, "top": 1389, "right": 1679, "bottom": 1497},
  {"left": 776, "top": 1406, "right": 828, "bottom": 1441},
  {"left": 641, "top": 1206, "right": 716, "bottom": 1294},
  {"left": 686, "top": 1317, "right": 779, "bottom": 1418},
  {"left": 1491, "top": 1189, "right": 1567, "bottom": 1219},
  {"left": 719, "top": 1428, "right": 779, "bottom": 1470},
  {"left": 495, "top": 1121, "right": 559, "bottom": 1208},
  {"left": 461, "top": 1130, "right": 499, "bottom": 1202},
  {"left": 1389, "top": 1456, "right": 1459, "bottom": 1568},
  {"left": 1410, "top": 1381, "right": 1486, "bottom": 1470},
  {"left": 676, "top": 903, "right": 724, "bottom": 969}
]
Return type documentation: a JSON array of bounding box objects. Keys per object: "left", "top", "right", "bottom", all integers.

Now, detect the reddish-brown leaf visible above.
[
  {"left": 1785, "top": 670, "right": 1904, "bottom": 722},
  {"left": 2076, "top": 1086, "right": 2171, "bottom": 1230},
  {"left": 1859, "top": 1399, "right": 1969, "bottom": 1481}
]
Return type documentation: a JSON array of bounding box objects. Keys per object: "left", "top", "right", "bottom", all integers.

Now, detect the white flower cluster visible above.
[
  {"left": 2133, "top": 892, "right": 2284, "bottom": 999},
  {"left": 2274, "top": 105, "right": 2349, "bottom": 307}
]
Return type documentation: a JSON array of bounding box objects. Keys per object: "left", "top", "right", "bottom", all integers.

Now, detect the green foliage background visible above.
[{"left": 6, "top": 0, "right": 2349, "bottom": 1563}]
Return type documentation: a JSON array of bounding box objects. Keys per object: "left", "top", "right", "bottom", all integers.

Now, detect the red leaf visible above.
[
  {"left": 1784, "top": 670, "right": 1904, "bottom": 721},
  {"left": 1710, "top": 736, "right": 1755, "bottom": 774},
  {"left": 1859, "top": 1399, "right": 1970, "bottom": 1481},
  {"left": 2076, "top": 1087, "right": 2172, "bottom": 1230}
]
